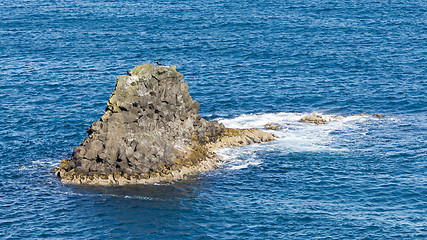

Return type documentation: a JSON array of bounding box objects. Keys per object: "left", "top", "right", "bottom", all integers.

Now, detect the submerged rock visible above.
[
  {"left": 56, "top": 64, "right": 275, "bottom": 185},
  {"left": 358, "top": 113, "right": 384, "bottom": 118},
  {"left": 264, "top": 123, "right": 282, "bottom": 130},
  {"left": 299, "top": 112, "right": 344, "bottom": 125},
  {"left": 299, "top": 113, "right": 328, "bottom": 125}
]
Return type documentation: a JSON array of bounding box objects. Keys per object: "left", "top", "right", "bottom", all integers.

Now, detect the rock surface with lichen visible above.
[{"left": 55, "top": 64, "right": 276, "bottom": 185}]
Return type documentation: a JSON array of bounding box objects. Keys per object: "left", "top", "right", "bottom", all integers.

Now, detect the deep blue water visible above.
[{"left": 1, "top": 0, "right": 426, "bottom": 239}]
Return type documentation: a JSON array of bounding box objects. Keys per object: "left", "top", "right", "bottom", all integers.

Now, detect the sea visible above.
[{"left": 0, "top": 0, "right": 426, "bottom": 239}]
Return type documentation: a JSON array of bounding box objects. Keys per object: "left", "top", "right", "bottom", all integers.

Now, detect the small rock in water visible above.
[
  {"left": 264, "top": 123, "right": 281, "bottom": 130},
  {"left": 299, "top": 113, "right": 327, "bottom": 125},
  {"left": 358, "top": 113, "right": 384, "bottom": 118}
]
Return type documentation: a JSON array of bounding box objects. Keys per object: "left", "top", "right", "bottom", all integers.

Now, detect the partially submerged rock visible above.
[
  {"left": 300, "top": 112, "right": 385, "bottom": 125},
  {"left": 264, "top": 123, "right": 281, "bottom": 130},
  {"left": 56, "top": 64, "right": 275, "bottom": 185},
  {"left": 299, "top": 113, "right": 328, "bottom": 125},
  {"left": 207, "top": 128, "right": 277, "bottom": 150},
  {"left": 359, "top": 113, "right": 384, "bottom": 118},
  {"left": 299, "top": 112, "right": 343, "bottom": 125}
]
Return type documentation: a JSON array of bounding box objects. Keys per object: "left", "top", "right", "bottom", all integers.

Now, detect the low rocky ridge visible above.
[
  {"left": 299, "top": 112, "right": 384, "bottom": 125},
  {"left": 264, "top": 123, "right": 282, "bottom": 130},
  {"left": 55, "top": 64, "right": 276, "bottom": 185},
  {"left": 299, "top": 112, "right": 342, "bottom": 125}
]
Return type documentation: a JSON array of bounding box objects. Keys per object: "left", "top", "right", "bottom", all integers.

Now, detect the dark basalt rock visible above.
[{"left": 56, "top": 64, "right": 275, "bottom": 185}]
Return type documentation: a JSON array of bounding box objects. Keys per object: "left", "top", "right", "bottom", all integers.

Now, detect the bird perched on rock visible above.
[
  {"left": 156, "top": 61, "right": 164, "bottom": 66},
  {"left": 127, "top": 70, "right": 132, "bottom": 76}
]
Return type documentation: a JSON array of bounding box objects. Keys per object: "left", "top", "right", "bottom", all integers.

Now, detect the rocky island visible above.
[{"left": 56, "top": 64, "right": 276, "bottom": 185}]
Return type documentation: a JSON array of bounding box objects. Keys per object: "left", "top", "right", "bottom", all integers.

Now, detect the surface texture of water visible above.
[{"left": 0, "top": 0, "right": 426, "bottom": 239}]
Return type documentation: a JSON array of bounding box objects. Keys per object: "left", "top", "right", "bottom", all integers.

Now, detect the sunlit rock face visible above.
[{"left": 56, "top": 64, "right": 275, "bottom": 185}]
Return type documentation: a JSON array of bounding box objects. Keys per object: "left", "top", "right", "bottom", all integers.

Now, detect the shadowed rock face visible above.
[{"left": 56, "top": 64, "right": 275, "bottom": 185}]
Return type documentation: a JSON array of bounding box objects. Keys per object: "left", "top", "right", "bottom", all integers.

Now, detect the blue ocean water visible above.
[{"left": 0, "top": 0, "right": 426, "bottom": 238}]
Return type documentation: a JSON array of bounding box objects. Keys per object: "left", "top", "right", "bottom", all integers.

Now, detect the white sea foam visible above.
[
  {"left": 215, "top": 112, "right": 381, "bottom": 170},
  {"left": 216, "top": 147, "right": 262, "bottom": 170}
]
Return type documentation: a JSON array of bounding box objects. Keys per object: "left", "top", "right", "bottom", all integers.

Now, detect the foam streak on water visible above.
[{"left": 217, "top": 112, "right": 418, "bottom": 172}]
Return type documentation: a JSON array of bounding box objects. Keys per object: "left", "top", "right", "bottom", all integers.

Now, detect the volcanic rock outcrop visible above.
[
  {"left": 56, "top": 64, "right": 276, "bottom": 185},
  {"left": 299, "top": 112, "right": 344, "bottom": 125}
]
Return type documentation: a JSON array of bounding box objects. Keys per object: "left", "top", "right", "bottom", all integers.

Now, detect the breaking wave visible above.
[{"left": 215, "top": 112, "right": 385, "bottom": 169}]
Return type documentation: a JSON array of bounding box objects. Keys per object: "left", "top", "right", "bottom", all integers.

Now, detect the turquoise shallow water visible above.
[{"left": 0, "top": 0, "right": 426, "bottom": 239}]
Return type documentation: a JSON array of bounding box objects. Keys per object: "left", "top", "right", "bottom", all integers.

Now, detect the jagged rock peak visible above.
[{"left": 55, "top": 64, "right": 275, "bottom": 185}]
